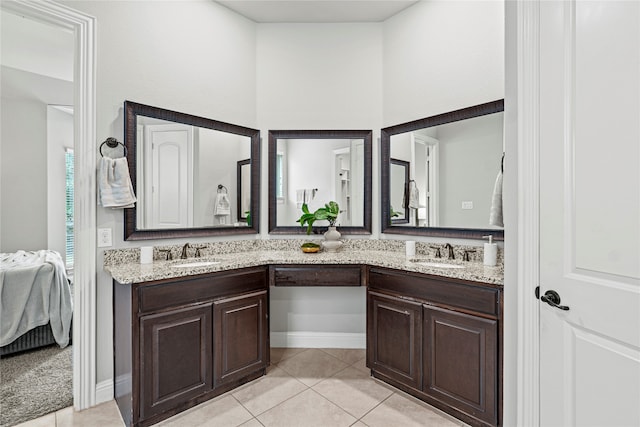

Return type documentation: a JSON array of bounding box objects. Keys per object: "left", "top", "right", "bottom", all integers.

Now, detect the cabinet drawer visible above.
[
  {"left": 138, "top": 267, "right": 267, "bottom": 313},
  {"left": 270, "top": 265, "right": 364, "bottom": 287},
  {"left": 369, "top": 268, "right": 500, "bottom": 317}
]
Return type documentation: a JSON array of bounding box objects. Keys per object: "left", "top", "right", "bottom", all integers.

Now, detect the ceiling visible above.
[{"left": 215, "top": 0, "right": 419, "bottom": 23}]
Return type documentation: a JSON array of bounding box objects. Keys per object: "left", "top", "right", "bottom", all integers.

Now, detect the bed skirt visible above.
[{"left": 0, "top": 320, "right": 72, "bottom": 357}]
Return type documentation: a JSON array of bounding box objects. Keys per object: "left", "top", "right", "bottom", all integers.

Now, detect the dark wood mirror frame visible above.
[
  {"left": 389, "top": 158, "right": 410, "bottom": 225},
  {"left": 381, "top": 99, "right": 505, "bottom": 241},
  {"left": 123, "top": 100, "right": 261, "bottom": 240},
  {"left": 268, "top": 129, "right": 372, "bottom": 235},
  {"left": 237, "top": 158, "right": 250, "bottom": 222}
]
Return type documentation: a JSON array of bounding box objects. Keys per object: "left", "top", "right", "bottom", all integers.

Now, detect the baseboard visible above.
[
  {"left": 270, "top": 331, "right": 366, "bottom": 349},
  {"left": 95, "top": 379, "right": 114, "bottom": 405}
]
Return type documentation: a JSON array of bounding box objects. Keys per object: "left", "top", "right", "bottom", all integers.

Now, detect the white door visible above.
[
  {"left": 144, "top": 124, "right": 193, "bottom": 229},
  {"left": 539, "top": 1, "right": 640, "bottom": 426}
]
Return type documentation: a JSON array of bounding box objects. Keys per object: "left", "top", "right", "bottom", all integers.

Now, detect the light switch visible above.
[
  {"left": 462, "top": 201, "right": 474, "bottom": 210},
  {"left": 97, "top": 228, "right": 113, "bottom": 247}
]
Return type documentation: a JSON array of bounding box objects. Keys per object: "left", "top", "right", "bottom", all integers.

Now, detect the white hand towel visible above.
[
  {"left": 214, "top": 193, "right": 231, "bottom": 216},
  {"left": 489, "top": 171, "right": 504, "bottom": 227},
  {"left": 408, "top": 181, "right": 420, "bottom": 209},
  {"left": 296, "top": 189, "right": 305, "bottom": 209},
  {"left": 98, "top": 156, "right": 136, "bottom": 208}
]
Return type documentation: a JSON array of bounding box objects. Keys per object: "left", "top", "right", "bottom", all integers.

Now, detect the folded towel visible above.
[
  {"left": 214, "top": 192, "right": 231, "bottom": 216},
  {"left": 408, "top": 181, "right": 420, "bottom": 209},
  {"left": 98, "top": 156, "right": 136, "bottom": 208},
  {"left": 489, "top": 171, "right": 504, "bottom": 227}
]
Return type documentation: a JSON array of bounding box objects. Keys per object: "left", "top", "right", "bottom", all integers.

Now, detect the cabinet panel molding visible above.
[{"left": 140, "top": 303, "right": 213, "bottom": 420}]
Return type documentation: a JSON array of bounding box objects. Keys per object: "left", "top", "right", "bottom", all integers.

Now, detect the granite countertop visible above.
[{"left": 104, "top": 249, "right": 504, "bottom": 287}]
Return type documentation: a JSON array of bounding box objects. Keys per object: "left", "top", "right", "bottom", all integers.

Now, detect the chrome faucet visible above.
[
  {"left": 445, "top": 243, "right": 455, "bottom": 260},
  {"left": 180, "top": 243, "right": 191, "bottom": 259}
]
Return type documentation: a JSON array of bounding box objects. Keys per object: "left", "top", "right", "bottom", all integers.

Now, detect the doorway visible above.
[{"left": 0, "top": 0, "right": 97, "bottom": 412}]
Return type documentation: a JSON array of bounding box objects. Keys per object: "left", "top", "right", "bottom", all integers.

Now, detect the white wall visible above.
[
  {"left": 438, "top": 113, "right": 504, "bottom": 228},
  {"left": 257, "top": 24, "right": 383, "bottom": 347},
  {"left": 0, "top": 67, "right": 73, "bottom": 253},
  {"left": 60, "top": 0, "right": 258, "bottom": 386},
  {"left": 0, "top": 97, "right": 48, "bottom": 252},
  {"left": 383, "top": 0, "right": 504, "bottom": 126},
  {"left": 47, "top": 106, "right": 74, "bottom": 263}
]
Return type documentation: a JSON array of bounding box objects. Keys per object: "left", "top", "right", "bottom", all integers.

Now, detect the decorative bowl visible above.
[{"left": 301, "top": 243, "right": 321, "bottom": 253}]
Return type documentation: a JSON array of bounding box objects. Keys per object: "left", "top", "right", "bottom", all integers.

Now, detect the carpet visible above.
[{"left": 0, "top": 345, "right": 73, "bottom": 427}]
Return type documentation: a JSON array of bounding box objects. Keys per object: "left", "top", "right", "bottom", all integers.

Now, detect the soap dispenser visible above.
[{"left": 482, "top": 235, "right": 497, "bottom": 266}]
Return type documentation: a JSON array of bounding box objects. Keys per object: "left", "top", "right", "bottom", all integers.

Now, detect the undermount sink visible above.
[
  {"left": 412, "top": 261, "right": 465, "bottom": 269},
  {"left": 172, "top": 261, "right": 221, "bottom": 268}
]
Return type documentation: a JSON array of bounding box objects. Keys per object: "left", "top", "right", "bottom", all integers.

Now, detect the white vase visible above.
[{"left": 322, "top": 226, "right": 343, "bottom": 252}]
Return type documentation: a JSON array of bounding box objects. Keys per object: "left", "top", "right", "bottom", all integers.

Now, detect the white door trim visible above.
[
  {"left": 513, "top": 0, "right": 541, "bottom": 425},
  {"left": 1, "top": 0, "right": 98, "bottom": 411}
]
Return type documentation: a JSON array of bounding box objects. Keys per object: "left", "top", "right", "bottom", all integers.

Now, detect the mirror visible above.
[
  {"left": 381, "top": 100, "right": 504, "bottom": 240},
  {"left": 268, "top": 130, "right": 372, "bottom": 235},
  {"left": 124, "top": 101, "right": 260, "bottom": 240}
]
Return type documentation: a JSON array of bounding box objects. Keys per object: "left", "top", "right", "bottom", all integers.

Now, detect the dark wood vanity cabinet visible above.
[
  {"left": 367, "top": 267, "right": 502, "bottom": 427},
  {"left": 114, "top": 267, "right": 269, "bottom": 427},
  {"left": 423, "top": 305, "right": 498, "bottom": 426},
  {"left": 367, "top": 291, "right": 422, "bottom": 390},
  {"left": 213, "top": 290, "right": 268, "bottom": 387},
  {"left": 139, "top": 303, "right": 213, "bottom": 421}
]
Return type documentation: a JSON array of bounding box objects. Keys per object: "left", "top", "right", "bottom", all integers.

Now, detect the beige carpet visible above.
[{"left": 0, "top": 345, "right": 72, "bottom": 427}]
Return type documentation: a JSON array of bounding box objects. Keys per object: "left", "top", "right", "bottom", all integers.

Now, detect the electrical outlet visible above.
[
  {"left": 461, "top": 201, "right": 474, "bottom": 210},
  {"left": 97, "top": 228, "right": 113, "bottom": 247}
]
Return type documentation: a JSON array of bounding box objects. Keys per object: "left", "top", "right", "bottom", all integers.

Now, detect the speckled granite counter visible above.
[{"left": 104, "top": 240, "right": 503, "bottom": 286}]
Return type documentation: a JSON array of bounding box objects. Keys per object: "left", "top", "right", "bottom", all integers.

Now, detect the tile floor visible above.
[{"left": 16, "top": 348, "right": 468, "bottom": 427}]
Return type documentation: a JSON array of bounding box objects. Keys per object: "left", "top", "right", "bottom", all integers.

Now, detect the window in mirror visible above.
[
  {"left": 381, "top": 100, "right": 504, "bottom": 240},
  {"left": 268, "top": 130, "right": 372, "bottom": 235},
  {"left": 124, "top": 101, "right": 260, "bottom": 240}
]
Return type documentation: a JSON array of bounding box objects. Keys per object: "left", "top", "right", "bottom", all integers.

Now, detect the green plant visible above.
[
  {"left": 244, "top": 211, "right": 251, "bottom": 226},
  {"left": 296, "top": 201, "right": 340, "bottom": 234},
  {"left": 390, "top": 205, "right": 400, "bottom": 218}
]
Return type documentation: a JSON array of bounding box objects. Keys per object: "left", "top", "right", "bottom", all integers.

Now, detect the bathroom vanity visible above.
[
  {"left": 107, "top": 244, "right": 503, "bottom": 427},
  {"left": 113, "top": 266, "right": 269, "bottom": 427}
]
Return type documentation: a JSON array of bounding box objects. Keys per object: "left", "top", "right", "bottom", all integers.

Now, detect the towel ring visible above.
[
  {"left": 217, "top": 184, "right": 228, "bottom": 193},
  {"left": 100, "top": 137, "right": 128, "bottom": 158}
]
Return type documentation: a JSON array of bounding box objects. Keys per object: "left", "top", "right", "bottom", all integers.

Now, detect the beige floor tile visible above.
[
  {"left": 13, "top": 412, "right": 56, "bottom": 427},
  {"left": 361, "top": 393, "right": 461, "bottom": 427},
  {"left": 277, "top": 349, "right": 349, "bottom": 387},
  {"left": 257, "top": 389, "right": 356, "bottom": 427},
  {"left": 351, "top": 422, "right": 369, "bottom": 427},
  {"left": 269, "top": 347, "right": 307, "bottom": 364},
  {"left": 349, "top": 356, "right": 371, "bottom": 374},
  {"left": 55, "top": 401, "right": 124, "bottom": 427},
  {"left": 312, "top": 366, "right": 394, "bottom": 419},
  {"left": 232, "top": 366, "right": 308, "bottom": 416},
  {"left": 157, "top": 395, "right": 252, "bottom": 427},
  {"left": 320, "top": 348, "right": 366, "bottom": 365},
  {"left": 239, "top": 418, "right": 264, "bottom": 427}
]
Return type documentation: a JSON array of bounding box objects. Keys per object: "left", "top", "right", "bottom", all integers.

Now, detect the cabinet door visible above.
[
  {"left": 140, "top": 303, "right": 212, "bottom": 420},
  {"left": 367, "top": 291, "right": 422, "bottom": 390},
  {"left": 423, "top": 305, "right": 497, "bottom": 426},
  {"left": 214, "top": 290, "right": 268, "bottom": 387}
]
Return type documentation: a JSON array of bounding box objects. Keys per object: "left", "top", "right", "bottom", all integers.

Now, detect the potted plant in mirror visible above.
[
  {"left": 390, "top": 205, "right": 400, "bottom": 224},
  {"left": 296, "top": 201, "right": 343, "bottom": 252}
]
